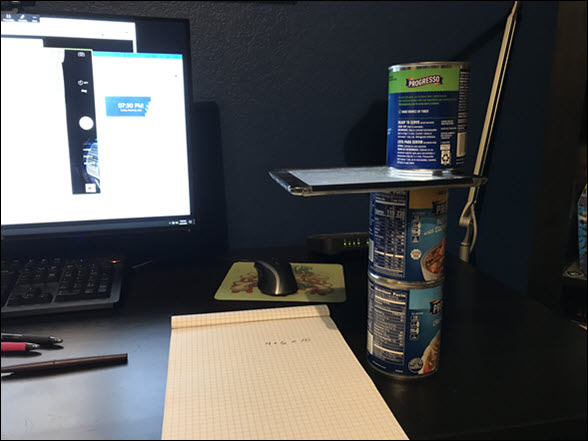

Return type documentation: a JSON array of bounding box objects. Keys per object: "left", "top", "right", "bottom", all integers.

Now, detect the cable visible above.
[{"left": 469, "top": 212, "right": 478, "bottom": 253}]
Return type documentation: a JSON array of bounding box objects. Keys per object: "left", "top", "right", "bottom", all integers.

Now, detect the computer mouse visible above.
[{"left": 254, "top": 259, "right": 299, "bottom": 296}]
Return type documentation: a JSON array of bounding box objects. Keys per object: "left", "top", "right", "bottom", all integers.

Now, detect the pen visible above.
[
  {"left": 1, "top": 342, "right": 41, "bottom": 352},
  {"left": 1, "top": 333, "right": 63, "bottom": 345},
  {"left": 1, "top": 353, "right": 128, "bottom": 374}
]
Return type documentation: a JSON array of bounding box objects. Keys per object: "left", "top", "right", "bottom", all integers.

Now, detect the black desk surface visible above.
[{"left": 1, "top": 248, "right": 586, "bottom": 440}]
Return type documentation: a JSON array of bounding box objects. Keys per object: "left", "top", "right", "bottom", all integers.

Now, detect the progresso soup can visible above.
[
  {"left": 367, "top": 272, "right": 443, "bottom": 379},
  {"left": 368, "top": 189, "right": 448, "bottom": 284},
  {"left": 387, "top": 61, "right": 470, "bottom": 172}
]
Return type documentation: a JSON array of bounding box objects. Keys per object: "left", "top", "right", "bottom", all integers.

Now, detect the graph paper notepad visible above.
[{"left": 161, "top": 305, "right": 408, "bottom": 440}]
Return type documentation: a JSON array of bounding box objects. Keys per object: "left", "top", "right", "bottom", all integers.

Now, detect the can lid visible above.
[
  {"left": 368, "top": 270, "right": 445, "bottom": 289},
  {"left": 389, "top": 61, "right": 470, "bottom": 71}
]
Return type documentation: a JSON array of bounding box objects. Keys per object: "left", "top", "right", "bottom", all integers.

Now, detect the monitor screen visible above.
[{"left": 0, "top": 12, "right": 196, "bottom": 239}]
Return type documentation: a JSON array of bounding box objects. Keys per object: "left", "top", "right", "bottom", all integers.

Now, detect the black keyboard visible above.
[{"left": 1, "top": 257, "right": 123, "bottom": 318}]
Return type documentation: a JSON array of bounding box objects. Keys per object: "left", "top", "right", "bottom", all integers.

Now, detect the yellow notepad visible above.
[
  {"left": 214, "top": 262, "right": 346, "bottom": 303},
  {"left": 162, "top": 305, "right": 408, "bottom": 440}
]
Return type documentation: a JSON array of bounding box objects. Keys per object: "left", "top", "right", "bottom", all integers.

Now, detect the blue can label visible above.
[
  {"left": 367, "top": 278, "right": 443, "bottom": 377},
  {"left": 369, "top": 189, "right": 448, "bottom": 283},
  {"left": 387, "top": 66, "right": 469, "bottom": 170}
]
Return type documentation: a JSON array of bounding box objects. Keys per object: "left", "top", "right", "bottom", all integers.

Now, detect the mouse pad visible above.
[{"left": 214, "top": 262, "right": 346, "bottom": 303}]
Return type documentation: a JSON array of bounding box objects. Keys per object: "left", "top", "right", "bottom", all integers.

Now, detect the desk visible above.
[{"left": 1, "top": 248, "right": 586, "bottom": 440}]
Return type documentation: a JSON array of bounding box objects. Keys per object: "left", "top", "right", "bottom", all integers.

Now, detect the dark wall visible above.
[{"left": 30, "top": 1, "right": 558, "bottom": 294}]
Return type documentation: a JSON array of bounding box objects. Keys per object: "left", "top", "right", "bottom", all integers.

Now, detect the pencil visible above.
[{"left": 1, "top": 353, "right": 128, "bottom": 374}]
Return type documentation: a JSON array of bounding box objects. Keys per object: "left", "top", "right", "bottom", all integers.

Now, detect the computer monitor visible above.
[{"left": 0, "top": 11, "right": 196, "bottom": 242}]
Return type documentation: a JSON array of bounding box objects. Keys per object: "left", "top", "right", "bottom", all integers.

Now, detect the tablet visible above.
[{"left": 270, "top": 166, "right": 486, "bottom": 196}]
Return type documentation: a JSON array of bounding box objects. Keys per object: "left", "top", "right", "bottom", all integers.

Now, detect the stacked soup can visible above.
[{"left": 366, "top": 61, "right": 469, "bottom": 379}]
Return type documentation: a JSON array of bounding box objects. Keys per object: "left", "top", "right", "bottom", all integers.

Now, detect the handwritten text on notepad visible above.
[{"left": 265, "top": 338, "right": 312, "bottom": 346}]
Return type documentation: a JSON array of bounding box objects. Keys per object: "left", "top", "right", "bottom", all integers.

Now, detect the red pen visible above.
[{"left": 1, "top": 342, "right": 41, "bottom": 352}]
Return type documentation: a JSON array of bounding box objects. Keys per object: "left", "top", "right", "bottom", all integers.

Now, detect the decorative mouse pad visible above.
[{"left": 214, "top": 262, "right": 346, "bottom": 303}]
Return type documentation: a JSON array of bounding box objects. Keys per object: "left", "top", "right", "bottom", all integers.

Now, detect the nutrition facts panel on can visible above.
[
  {"left": 369, "top": 191, "right": 408, "bottom": 279},
  {"left": 456, "top": 69, "right": 470, "bottom": 164},
  {"left": 367, "top": 281, "right": 407, "bottom": 365}
]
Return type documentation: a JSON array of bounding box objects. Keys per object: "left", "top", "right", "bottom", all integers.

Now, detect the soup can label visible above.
[
  {"left": 387, "top": 62, "right": 469, "bottom": 171},
  {"left": 369, "top": 189, "right": 448, "bottom": 283},
  {"left": 367, "top": 274, "right": 443, "bottom": 378}
]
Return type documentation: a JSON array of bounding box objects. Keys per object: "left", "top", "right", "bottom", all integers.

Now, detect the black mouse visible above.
[{"left": 254, "top": 259, "right": 299, "bottom": 296}]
